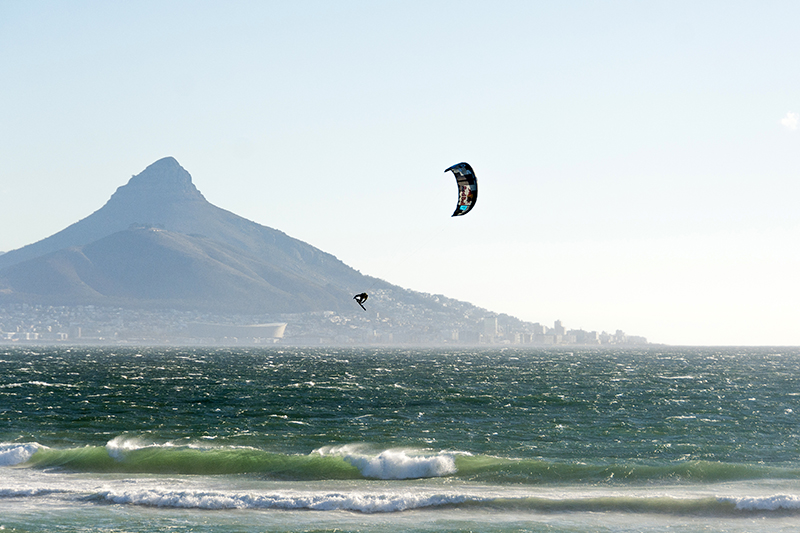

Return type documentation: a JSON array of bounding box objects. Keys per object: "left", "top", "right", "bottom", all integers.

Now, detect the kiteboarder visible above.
[{"left": 353, "top": 292, "right": 368, "bottom": 311}]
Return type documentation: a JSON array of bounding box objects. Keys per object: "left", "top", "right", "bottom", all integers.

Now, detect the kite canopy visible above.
[{"left": 445, "top": 162, "right": 477, "bottom": 217}]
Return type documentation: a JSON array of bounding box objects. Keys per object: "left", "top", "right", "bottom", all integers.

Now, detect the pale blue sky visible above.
[{"left": 1, "top": 1, "right": 799, "bottom": 345}]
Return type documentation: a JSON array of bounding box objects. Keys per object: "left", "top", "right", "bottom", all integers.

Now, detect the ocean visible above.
[{"left": 2, "top": 345, "right": 800, "bottom": 532}]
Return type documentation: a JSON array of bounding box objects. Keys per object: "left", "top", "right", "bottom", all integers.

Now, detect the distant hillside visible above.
[{"left": 0, "top": 227, "right": 354, "bottom": 313}]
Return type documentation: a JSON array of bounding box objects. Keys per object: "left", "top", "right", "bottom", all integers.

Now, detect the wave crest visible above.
[
  {"left": 723, "top": 494, "right": 800, "bottom": 511},
  {"left": 315, "top": 445, "right": 457, "bottom": 479},
  {"left": 96, "top": 488, "right": 471, "bottom": 512},
  {"left": 84, "top": 489, "right": 800, "bottom": 516},
  {"left": 106, "top": 436, "right": 154, "bottom": 461},
  {"left": 0, "top": 442, "right": 41, "bottom": 466}
]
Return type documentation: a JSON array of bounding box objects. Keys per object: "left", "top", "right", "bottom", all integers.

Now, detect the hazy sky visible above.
[{"left": 2, "top": 1, "right": 799, "bottom": 345}]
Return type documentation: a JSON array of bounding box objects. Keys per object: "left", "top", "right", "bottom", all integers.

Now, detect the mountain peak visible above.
[
  {"left": 109, "top": 156, "right": 205, "bottom": 203},
  {"left": 0, "top": 157, "right": 212, "bottom": 269},
  {"left": 137, "top": 156, "right": 185, "bottom": 180}
]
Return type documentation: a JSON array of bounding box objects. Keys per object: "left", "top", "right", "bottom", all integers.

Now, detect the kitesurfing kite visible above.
[
  {"left": 445, "top": 162, "right": 478, "bottom": 217},
  {"left": 353, "top": 292, "right": 368, "bottom": 311}
]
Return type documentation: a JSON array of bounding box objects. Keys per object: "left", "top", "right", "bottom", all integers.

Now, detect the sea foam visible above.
[
  {"left": 315, "top": 445, "right": 457, "bottom": 479},
  {"left": 106, "top": 436, "right": 150, "bottom": 460},
  {"left": 721, "top": 494, "right": 800, "bottom": 511},
  {"left": 96, "top": 488, "right": 472, "bottom": 513},
  {"left": 0, "top": 443, "right": 40, "bottom": 467},
  {"left": 89, "top": 489, "right": 800, "bottom": 515}
]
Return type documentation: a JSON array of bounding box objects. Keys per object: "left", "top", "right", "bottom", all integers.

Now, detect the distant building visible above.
[{"left": 535, "top": 334, "right": 556, "bottom": 345}]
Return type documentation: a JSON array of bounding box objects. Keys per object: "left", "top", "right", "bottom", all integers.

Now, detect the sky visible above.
[{"left": 1, "top": 1, "right": 799, "bottom": 346}]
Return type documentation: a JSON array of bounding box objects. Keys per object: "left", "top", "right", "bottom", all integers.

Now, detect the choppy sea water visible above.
[{"left": 2, "top": 345, "right": 800, "bottom": 532}]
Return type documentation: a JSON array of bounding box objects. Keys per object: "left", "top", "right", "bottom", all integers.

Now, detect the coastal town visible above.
[{"left": 0, "top": 301, "right": 647, "bottom": 346}]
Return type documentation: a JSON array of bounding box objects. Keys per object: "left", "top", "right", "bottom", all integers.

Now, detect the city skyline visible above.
[{"left": 0, "top": 303, "right": 647, "bottom": 347}]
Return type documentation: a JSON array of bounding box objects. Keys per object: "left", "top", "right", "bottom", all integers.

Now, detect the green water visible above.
[
  {"left": 5, "top": 346, "right": 800, "bottom": 464},
  {"left": 2, "top": 346, "right": 800, "bottom": 532}
]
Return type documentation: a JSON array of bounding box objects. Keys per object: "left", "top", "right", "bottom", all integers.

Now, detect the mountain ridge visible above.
[{"left": 0, "top": 158, "right": 354, "bottom": 282}]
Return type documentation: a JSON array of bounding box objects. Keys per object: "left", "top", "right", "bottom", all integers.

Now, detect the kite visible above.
[{"left": 445, "top": 162, "right": 478, "bottom": 217}]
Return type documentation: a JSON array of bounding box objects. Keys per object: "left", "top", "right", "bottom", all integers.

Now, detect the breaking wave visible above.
[
  {"left": 314, "top": 444, "right": 458, "bottom": 479},
  {"left": 7, "top": 438, "right": 800, "bottom": 484},
  {"left": 0, "top": 442, "right": 41, "bottom": 467},
  {"left": 13, "top": 438, "right": 458, "bottom": 480},
  {"left": 91, "top": 488, "right": 473, "bottom": 513},
  {"left": 74, "top": 490, "right": 800, "bottom": 515}
]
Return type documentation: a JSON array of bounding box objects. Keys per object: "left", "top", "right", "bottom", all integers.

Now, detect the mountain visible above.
[
  {"left": 0, "top": 157, "right": 375, "bottom": 313},
  {"left": 0, "top": 158, "right": 358, "bottom": 286}
]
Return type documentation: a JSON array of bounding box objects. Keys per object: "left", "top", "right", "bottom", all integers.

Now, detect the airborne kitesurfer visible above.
[{"left": 353, "top": 292, "right": 368, "bottom": 311}]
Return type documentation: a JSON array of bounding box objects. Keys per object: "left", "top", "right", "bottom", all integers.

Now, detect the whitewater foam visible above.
[
  {"left": 722, "top": 494, "right": 800, "bottom": 511},
  {"left": 314, "top": 445, "right": 457, "bottom": 479},
  {"left": 105, "top": 436, "right": 154, "bottom": 460},
  {"left": 96, "top": 488, "right": 474, "bottom": 512},
  {"left": 60, "top": 486, "right": 800, "bottom": 516},
  {"left": 104, "top": 435, "right": 261, "bottom": 461},
  {"left": 0, "top": 487, "right": 65, "bottom": 498},
  {"left": 0, "top": 443, "right": 40, "bottom": 466}
]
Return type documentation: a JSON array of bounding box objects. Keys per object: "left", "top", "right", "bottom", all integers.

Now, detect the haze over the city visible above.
[{"left": 2, "top": 1, "right": 799, "bottom": 346}]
